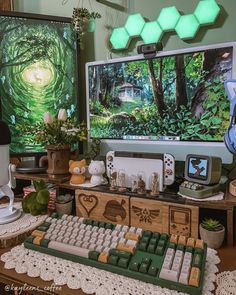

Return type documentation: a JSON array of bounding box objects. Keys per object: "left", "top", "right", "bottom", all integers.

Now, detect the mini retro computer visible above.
[{"left": 179, "top": 154, "right": 222, "bottom": 199}]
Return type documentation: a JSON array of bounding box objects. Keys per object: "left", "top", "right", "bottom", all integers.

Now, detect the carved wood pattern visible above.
[
  {"left": 78, "top": 194, "right": 98, "bottom": 217},
  {"left": 132, "top": 206, "right": 160, "bottom": 224}
]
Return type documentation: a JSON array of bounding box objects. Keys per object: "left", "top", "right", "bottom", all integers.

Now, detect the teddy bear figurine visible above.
[
  {"left": 88, "top": 160, "right": 106, "bottom": 186},
  {"left": 69, "top": 159, "right": 87, "bottom": 185}
]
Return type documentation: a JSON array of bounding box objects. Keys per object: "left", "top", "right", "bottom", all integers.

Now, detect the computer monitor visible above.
[
  {"left": 185, "top": 154, "right": 222, "bottom": 185},
  {"left": 86, "top": 42, "right": 236, "bottom": 163},
  {"left": 0, "top": 12, "right": 79, "bottom": 160}
]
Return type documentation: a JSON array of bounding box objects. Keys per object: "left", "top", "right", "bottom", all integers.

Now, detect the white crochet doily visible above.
[
  {"left": 0, "top": 203, "right": 47, "bottom": 237},
  {"left": 1, "top": 245, "right": 220, "bottom": 295},
  {"left": 216, "top": 270, "right": 236, "bottom": 295}
]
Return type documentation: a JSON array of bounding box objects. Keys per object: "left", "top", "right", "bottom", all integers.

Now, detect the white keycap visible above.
[
  {"left": 83, "top": 236, "right": 90, "bottom": 243},
  {"left": 166, "top": 248, "right": 175, "bottom": 256},
  {"left": 96, "top": 239, "right": 103, "bottom": 245},
  {"left": 68, "top": 221, "right": 74, "bottom": 227},
  {"left": 69, "top": 239, "right": 76, "bottom": 245},
  {"left": 105, "top": 229, "right": 112, "bottom": 235},
  {"left": 64, "top": 232, "right": 71, "bottom": 238},
  {"left": 61, "top": 214, "right": 68, "bottom": 220},
  {"left": 89, "top": 243, "right": 96, "bottom": 251},
  {"left": 76, "top": 235, "right": 84, "bottom": 242},
  {"left": 75, "top": 241, "right": 83, "bottom": 247},
  {"left": 72, "top": 228, "right": 79, "bottom": 234},
  {"left": 80, "top": 224, "right": 86, "bottom": 229},
  {"left": 56, "top": 236, "right": 63, "bottom": 243},
  {"left": 81, "top": 242, "right": 90, "bottom": 248},
  {"left": 85, "top": 225, "right": 92, "bottom": 231},
  {"left": 79, "top": 229, "right": 86, "bottom": 236},
  {"left": 180, "top": 264, "right": 191, "bottom": 274},
  {"left": 46, "top": 217, "right": 52, "bottom": 223},
  {"left": 119, "top": 238, "right": 126, "bottom": 244},
  {"left": 98, "top": 228, "right": 105, "bottom": 234},
  {"left": 104, "top": 235, "right": 112, "bottom": 241},
  {"left": 103, "top": 240, "right": 111, "bottom": 247},
  {"left": 171, "top": 263, "right": 181, "bottom": 272},
  {"left": 72, "top": 216, "right": 79, "bottom": 222},
  {"left": 70, "top": 233, "right": 77, "bottom": 240},
  {"left": 114, "top": 224, "right": 122, "bottom": 232},
  {"left": 179, "top": 268, "right": 190, "bottom": 285},
  {"left": 129, "top": 227, "right": 136, "bottom": 233},
  {"left": 48, "top": 241, "right": 90, "bottom": 258},
  {"left": 110, "top": 242, "right": 118, "bottom": 249},
  {"left": 74, "top": 223, "right": 80, "bottom": 228},
  {"left": 175, "top": 250, "right": 184, "bottom": 258},
  {"left": 96, "top": 245, "right": 104, "bottom": 252},
  {"left": 159, "top": 269, "right": 179, "bottom": 282},
  {"left": 173, "top": 256, "right": 183, "bottom": 265},
  {"left": 111, "top": 236, "right": 119, "bottom": 243},
  {"left": 182, "top": 258, "right": 192, "bottom": 267},
  {"left": 90, "top": 238, "right": 97, "bottom": 244},
  {"left": 162, "top": 260, "right": 172, "bottom": 270},
  {"left": 184, "top": 252, "right": 192, "bottom": 260},
  {"left": 61, "top": 225, "right": 67, "bottom": 231},
  {"left": 103, "top": 247, "right": 110, "bottom": 253},
  {"left": 62, "top": 220, "right": 69, "bottom": 226},
  {"left": 118, "top": 232, "right": 125, "bottom": 238},
  {"left": 67, "top": 215, "right": 73, "bottom": 221},
  {"left": 91, "top": 232, "right": 98, "bottom": 238},
  {"left": 50, "top": 234, "right": 57, "bottom": 241},
  {"left": 111, "top": 230, "right": 119, "bottom": 237},
  {"left": 44, "top": 233, "right": 51, "bottom": 240},
  {"left": 126, "top": 240, "right": 137, "bottom": 246},
  {"left": 92, "top": 226, "right": 99, "bottom": 232},
  {"left": 63, "top": 237, "right": 70, "bottom": 244},
  {"left": 98, "top": 233, "right": 105, "bottom": 240},
  {"left": 78, "top": 218, "right": 85, "bottom": 223},
  {"left": 51, "top": 218, "right": 57, "bottom": 223},
  {"left": 122, "top": 225, "right": 129, "bottom": 232},
  {"left": 56, "top": 219, "right": 63, "bottom": 224},
  {"left": 135, "top": 228, "right": 143, "bottom": 236},
  {"left": 84, "top": 230, "right": 92, "bottom": 237}
]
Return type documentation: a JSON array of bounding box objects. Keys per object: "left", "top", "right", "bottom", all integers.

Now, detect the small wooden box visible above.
[
  {"left": 75, "top": 189, "right": 130, "bottom": 225},
  {"left": 130, "top": 197, "right": 169, "bottom": 233}
]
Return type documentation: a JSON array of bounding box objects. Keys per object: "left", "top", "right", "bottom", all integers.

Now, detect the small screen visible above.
[{"left": 188, "top": 157, "right": 208, "bottom": 180}]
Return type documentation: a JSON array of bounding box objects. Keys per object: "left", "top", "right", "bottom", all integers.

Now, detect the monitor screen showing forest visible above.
[
  {"left": 87, "top": 46, "right": 233, "bottom": 142},
  {"left": 0, "top": 13, "right": 78, "bottom": 154}
]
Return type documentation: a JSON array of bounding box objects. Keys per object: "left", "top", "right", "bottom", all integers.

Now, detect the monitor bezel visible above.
[
  {"left": 85, "top": 42, "right": 236, "bottom": 163},
  {"left": 0, "top": 11, "right": 81, "bottom": 158}
]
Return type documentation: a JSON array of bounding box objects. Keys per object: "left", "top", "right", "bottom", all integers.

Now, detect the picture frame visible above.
[{"left": 0, "top": 11, "right": 80, "bottom": 155}]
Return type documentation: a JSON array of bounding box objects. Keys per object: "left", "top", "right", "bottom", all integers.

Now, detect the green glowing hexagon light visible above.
[
  {"left": 194, "top": 0, "right": 220, "bottom": 25},
  {"left": 110, "top": 27, "right": 130, "bottom": 50},
  {"left": 141, "top": 21, "right": 163, "bottom": 44},
  {"left": 157, "top": 6, "right": 181, "bottom": 31},
  {"left": 124, "top": 13, "right": 145, "bottom": 36},
  {"left": 175, "top": 14, "right": 200, "bottom": 39}
]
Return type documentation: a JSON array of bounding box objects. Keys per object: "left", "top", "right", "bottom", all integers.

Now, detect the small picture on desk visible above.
[{"left": 188, "top": 157, "right": 208, "bottom": 180}]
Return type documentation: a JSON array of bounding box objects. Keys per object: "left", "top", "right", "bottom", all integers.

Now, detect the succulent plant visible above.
[{"left": 201, "top": 218, "right": 224, "bottom": 231}]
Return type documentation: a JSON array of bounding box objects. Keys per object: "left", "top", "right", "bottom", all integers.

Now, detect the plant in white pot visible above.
[{"left": 199, "top": 218, "right": 225, "bottom": 249}]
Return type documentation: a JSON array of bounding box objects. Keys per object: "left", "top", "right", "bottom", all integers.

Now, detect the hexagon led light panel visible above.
[
  {"left": 124, "top": 13, "right": 145, "bottom": 37},
  {"left": 141, "top": 22, "right": 163, "bottom": 44},
  {"left": 175, "top": 14, "right": 200, "bottom": 40},
  {"left": 157, "top": 6, "right": 180, "bottom": 31},
  {"left": 110, "top": 27, "right": 130, "bottom": 50},
  {"left": 109, "top": 0, "right": 221, "bottom": 50},
  {"left": 194, "top": 0, "right": 220, "bottom": 25}
]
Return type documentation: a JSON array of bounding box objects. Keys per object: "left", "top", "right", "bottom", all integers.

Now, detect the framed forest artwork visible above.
[
  {"left": 0, "top": 12, "right": 79, "bottom": 154},
  {"left": 0, "top": 0, "right": 13, "bottom": 11}
]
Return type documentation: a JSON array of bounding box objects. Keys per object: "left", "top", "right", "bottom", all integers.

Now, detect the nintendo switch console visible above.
[{"left": 106, "top": 151, "right": 175, "bottom": 192}]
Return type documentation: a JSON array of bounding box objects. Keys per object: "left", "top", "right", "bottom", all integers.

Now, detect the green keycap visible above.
[
  {"left": 138, "top": 242, "right": 148, "bottom": 251},
  {"left": 168, "top": 243, "right": 176, "bottom": 249},
  {"left": 118, "top": 257, "right": 129, "bottom": 268},
  {"left": 177, "top": 244, "right": 185, "bottom": 251},
  {"left": 86, "top": 219, "right": 93, "bottom": 225},
  {"left": 147, "top": 244, "right": 156, "bottom": 253},
  {"left": 37, "top": 226, "right": 48, "bottom": 232},
  {"left": 149, "top": 238, "right": 158, "bottom": 245},
  {"left": 185, "top": 246, "right": 194, "bottom": 253},
  {"left": 152, "top": 232, "right": 160, "bottom": 239},
  {"left": 105, "top": 223, "right": 113, "bottom": 229},
  {"left": 192, "top": 254, "right": 202, "bottom": 268},
  {"left": 99, "top": 221, "right": 105, "bottom": 228},
  {"left": 109, "top": 249, "right": 131, "bottom": 260},
  {"left": 143, "top": 231, "right": 152, "bottom": 238},
  {"left": 51, "top": 212, "right": 58, "bottom": 219},
  {"left": 89, "top": 251, "right": 100, "bottom": 261},
  {"left": 155, "top": 246, "right": 164, "bottom": 256},
  {"left": 139, "top": 262, "right": 148, "bottom": 273},
  {"left": 40, "top": 239, "right": 50, "bottom": 248},
  {"left": 129, "top": 261, "right": 140, "bottom": 271},
  {"left": 142, "top": 257, "right": 151, "bottom": 267},
  {"left": 92, "top": 220, "right": 99, "bottom": 227},
  {"left": 158, "top": 240, "right": 165, "bottom": 247},
  {"left": 194, "top": 248, "right": 204, "bottom": 255},
  {"left": 148, "top": 265, "right": 158, "bottom": 276},
  {"left": 141, "top": 236, "right": 150, "bottom": 243},
  {"left": 108, "top": 255, "right": 119, "bottom": 265},
  {"left": 160, "top": 233, "right": 168, "bottom": 240},
  {"left": 25, "top": 235, "right": 34, "bottom": 244}
]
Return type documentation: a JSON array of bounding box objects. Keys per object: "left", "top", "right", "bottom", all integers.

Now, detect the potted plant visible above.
[
  {"left": 199, "top": 218, "right": 225, "bottom": 249},
  {"left": 20, "top": 109, "right": 87, "bottom": 178},
  {"left": 55, "top": 193, "right": 74, "bottom": 216},
  {"left": 72, "top": 7, "right": 101, "bottom": 47}
]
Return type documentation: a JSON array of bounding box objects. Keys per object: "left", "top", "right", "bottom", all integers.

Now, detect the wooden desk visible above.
[{"left": 0, "top": 245, "right": 235, "bottom": 295}]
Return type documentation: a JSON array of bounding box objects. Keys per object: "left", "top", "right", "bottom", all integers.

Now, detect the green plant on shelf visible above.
[{"left": 201, "top": 218, "right": 224, "bottom": 231}]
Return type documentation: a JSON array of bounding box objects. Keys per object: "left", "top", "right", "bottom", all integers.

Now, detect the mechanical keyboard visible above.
[{"left": 24, "top": 213, "right": 207, "bottom": 295}]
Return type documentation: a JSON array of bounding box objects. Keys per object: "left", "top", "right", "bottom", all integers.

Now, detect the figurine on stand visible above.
[
  {"left": 109, "top": 170, "right": 117, "bottom": 191},
  {"left": 118, "top": 169, "right": 127, "bottom": 192},
  {"left": 137, "top": 173, "right": 146, "bottom": 195},
  {"left": 150, "top": 172, "right": 159, "bottom": 197},
  {"left": 131, "top": 175, "right": 138, "bottom": 193}
]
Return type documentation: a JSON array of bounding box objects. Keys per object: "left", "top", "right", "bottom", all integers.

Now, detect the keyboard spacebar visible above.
[{"left": 48, "top": 241, "right": 90, "bottom": 258}]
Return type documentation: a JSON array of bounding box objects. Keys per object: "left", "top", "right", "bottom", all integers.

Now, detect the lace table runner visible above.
[
  {"left": 216, "top": 270, "right": 236, "bottom": 295},
  {"left": 0, "top": 203, "right": 47, "bottom": 237},
  {"left": 1, "top": 245, "right": 220, "bottom": 295}
]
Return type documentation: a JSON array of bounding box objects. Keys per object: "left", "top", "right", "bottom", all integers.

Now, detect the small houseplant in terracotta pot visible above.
[
  {"left": 21, "top": 109, "right": 87, "bottom": 178},
  {"left": 199, "top": 218, "right": 225, "bottom": 249}
]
